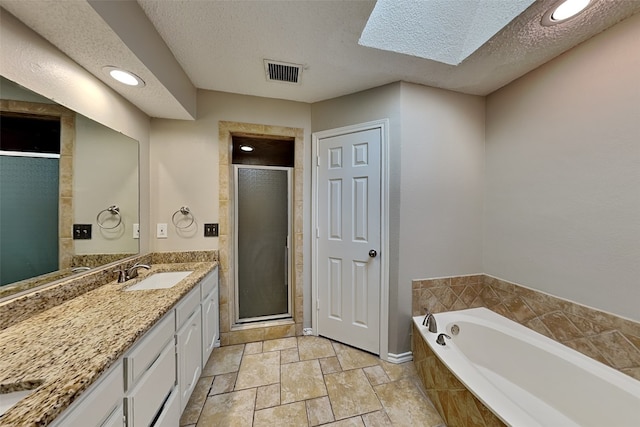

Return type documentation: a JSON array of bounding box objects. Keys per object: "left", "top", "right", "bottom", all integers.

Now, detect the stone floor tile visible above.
[
  {"left": 361, "top": 410, "right": 393, "bottom": 427},
  {"left": 363, "top": 365, "right": 391, "bottom": 386},
  {"left": 281, "top": 359, "right": 327, "bottom": 403},
  {"left": 374, "top": 378, "right": 444, "bottom": 426},
  {"left": 325, "top": 369, "right": 382, "bottom": 420},
  {"left": 253, "top": 401, "right": 308, "bottom": 427},
  {"left": 298, "top": 336, "right": 336, "bottom": 360},
  {"left": 263, "top": 337, "right": 298, "bottom": 352},
  {"left": 256, "top": 383, "right": 281, "bottom": 410},
  {"left": 281, "top": 347, "right": 300, "bottom": 364},
  {"left": 203, "top": 344, "right": 244, "bottom": 376},
  {"left": 319, "top": 356, "right": 342, "bottom": 374},
  {"left": 324, "top": 416, "right": 366, "bottom": 427},
  {"left": 197, "top": 389, "right": 256, "bottom": 427},
  {"left": 210, "top": 372, "right": 237, "bottom": 395},
  {"left": 379, "top": 360, "right": 417, "bottom": 382},
  {"left": 244, "top": 341, "right": 263, "bottom": 355},
  {"left": 235, "top": 351, "right": 280, "bottom": 390},
  {"left": 333, "top": 342, "right": 379, "bottom": 370},
  {"left": 180, "top": 376, "right": 214, "bottom": 425},
  {"left": 306, "top": 396, "right": 335, "bottom": 426}
]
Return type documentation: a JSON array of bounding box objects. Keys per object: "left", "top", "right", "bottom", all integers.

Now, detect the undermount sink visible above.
[
  {"left": 1, "top": 382, "right": 41, "bottom": 416},
  {"left": 124, "top": 271, "right": 193, "bottom": 291}
]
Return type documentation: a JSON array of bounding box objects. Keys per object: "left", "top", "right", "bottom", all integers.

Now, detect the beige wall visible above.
[
  {"left": 150, "top": 89, "right": 312, "bottom": 320},
  {"left": 0, "top": 10, "right": 151, "bottom": 254},
  {"left": 484, "top": 13, "right": 640, "bottom": 322},
  {"left": 398, "top": 82, "right": 485, "bottom": 351}
]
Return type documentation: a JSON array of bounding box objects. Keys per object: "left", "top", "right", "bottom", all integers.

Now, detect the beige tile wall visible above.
[
  {"left": 412, "top": 275, "right": 640, "bottom": 381},
  {"left": 218, "top": 121, "right": 305, "bottom": 345}
]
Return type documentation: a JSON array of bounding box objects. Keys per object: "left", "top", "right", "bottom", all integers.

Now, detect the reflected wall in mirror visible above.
[{"left": 0, "top": 76, "right": 139, "bottom": 296}]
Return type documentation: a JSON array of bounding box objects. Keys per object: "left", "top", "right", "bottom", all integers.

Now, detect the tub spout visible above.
[
  {"left": 436, "top": 333, "right": 451, "bottom": 346},
  {"left": 423, "top": 312, "right": 438, "bottom": 333}
]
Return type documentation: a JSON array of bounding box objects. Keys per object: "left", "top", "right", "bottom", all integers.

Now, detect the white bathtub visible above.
[{"left": 412, "top": 307, "right": 640, "bottom": 427}]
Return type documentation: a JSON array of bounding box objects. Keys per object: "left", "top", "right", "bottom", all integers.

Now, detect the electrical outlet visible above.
[
  {"left": 204, "top": 223, "right": 218, "bottom": 237},
  {"left": 133, "top": 223, "right": 140, "bottom": 239},
  {"left": 73, "top": 224, "right": 92, "bottom": 240},
  {"left": 157, "top": 223, "right": 168, "bottom": 238}
]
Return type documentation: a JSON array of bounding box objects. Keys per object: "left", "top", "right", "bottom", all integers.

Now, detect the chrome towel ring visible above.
[
  {"left": 96, "top": 205, "right": 122, "bottom": 229},
  {"left": 172, "top": 206, "right": 195, "bottom": 229}
]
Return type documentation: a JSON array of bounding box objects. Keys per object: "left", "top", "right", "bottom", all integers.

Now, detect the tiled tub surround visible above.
[
  {"left": 412, "top": 324, "right": 506, "bottom": 427},
  {"left": 413, "top": 308, "right": 640, "bottom": 427},
  {"left": 0, "top": 251, "right": 217, "bottom": 331},
  {"left": 412, "top": 275, "right": 640, "bottom": 381},
  {"left": 0, "top": 256, "right": 217, "bottom": 426}
]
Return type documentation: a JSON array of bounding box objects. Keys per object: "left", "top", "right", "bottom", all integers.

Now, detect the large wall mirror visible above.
[{"left": 0, "top": 76, "right": 139, "bottom": 298}]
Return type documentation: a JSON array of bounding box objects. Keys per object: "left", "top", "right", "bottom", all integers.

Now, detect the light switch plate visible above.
[
  {"left": 157, "top": 223, "right": 168, "bottom": 238},
  {"left": 133, "top": 223, "right": 140, "bottom": 239}
]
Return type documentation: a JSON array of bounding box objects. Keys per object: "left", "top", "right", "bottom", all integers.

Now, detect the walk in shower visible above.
[{"left": 232, "top": 136, "right": 294, "bottom": 323}]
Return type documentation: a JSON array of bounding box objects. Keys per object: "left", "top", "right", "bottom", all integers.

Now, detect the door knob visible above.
[{"left": 368, "top": 250, "right": 377, "bottom": 258}]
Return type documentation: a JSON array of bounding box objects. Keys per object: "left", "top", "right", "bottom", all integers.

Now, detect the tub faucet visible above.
[
  {"left": 127, "top": 263, "right": 151, "bottom": 280},
  {"left": 436, "top": 333, "right": 451, "bottom": 346},
  {"left": 422, "top": 311, "right": 438, "bottom": 333}
]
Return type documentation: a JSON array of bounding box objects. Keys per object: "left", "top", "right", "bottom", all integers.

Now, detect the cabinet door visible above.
[
  {"left": 177, "top": 305, "right": 202, "bottom": 412},
  {"left": 51, "top": 361, "right": 123, "bottom": 427},
  {"left": 152, "top": 388, "right": 180, "bottom": 427},
  {"left": 201, "top": 284, "right": 219, "bottom": 365},
  {"left": 101, "top": 403, "right": 124, "bottom": 427}
]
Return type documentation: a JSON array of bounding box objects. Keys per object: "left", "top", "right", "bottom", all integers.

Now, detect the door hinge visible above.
[
  {"left": 316, "top": 155, "right": 320, "bottom": 167},
  {"left": 316, "top": 299, "right": 320, "bottom": 311},
  {"left": 316, "top": 227, "right": 319, "bottom": 238}
]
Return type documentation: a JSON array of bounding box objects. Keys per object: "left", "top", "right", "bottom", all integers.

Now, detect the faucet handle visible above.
[
  {"left": 436, "top": 333, "right": 451, "bottom": 346},
  {"left": 112, "top": 268, "right": 127, "bottom": 283}
]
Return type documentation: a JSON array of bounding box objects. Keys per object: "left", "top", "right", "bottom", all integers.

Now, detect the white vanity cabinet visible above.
[
  {"left": 200, "top": 266, "right": 219, "bottom": 365},
  {"left": 50, "top": 360, "right": 124, "bottom": 427},
  {"left": 124, "top": 311, "right": 176, "bottom": 427},
  {"left": 175, "top": 283, "right": 203, "bottom": 412}
]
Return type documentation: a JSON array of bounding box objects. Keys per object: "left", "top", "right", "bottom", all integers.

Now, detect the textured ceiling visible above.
[{"left": 1, "top": 0, "right": 640, "bottom": 120}]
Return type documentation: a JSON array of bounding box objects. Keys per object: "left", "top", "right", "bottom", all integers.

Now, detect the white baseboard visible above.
[{"left": 386, "top": 351, "right": 413, "bottom": 364}]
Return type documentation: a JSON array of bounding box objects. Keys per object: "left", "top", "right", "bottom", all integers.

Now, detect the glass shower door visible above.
[{"left": 234, "top": 166, "right": 292, "bottom": 322}]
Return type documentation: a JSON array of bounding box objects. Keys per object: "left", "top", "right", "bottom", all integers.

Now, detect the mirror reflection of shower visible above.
[{"left": 232, "top": 135, "right": 294, "bottom": 323}]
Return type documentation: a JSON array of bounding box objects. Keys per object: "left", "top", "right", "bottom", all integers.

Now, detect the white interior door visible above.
[{"left": 316, "top": 128, "right": 381, "bottom": 354}]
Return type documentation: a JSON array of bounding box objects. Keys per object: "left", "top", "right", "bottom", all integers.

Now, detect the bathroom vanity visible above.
[{"left": 0, "top": 260, "right": 218, "bottom": 426}]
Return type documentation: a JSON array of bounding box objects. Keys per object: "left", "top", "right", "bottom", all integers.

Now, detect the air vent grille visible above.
[{"left": 264, "top": 60, "right": 302, "bottom": 84}]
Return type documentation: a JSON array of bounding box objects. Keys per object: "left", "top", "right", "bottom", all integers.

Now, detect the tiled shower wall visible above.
[{"left": 412, "top": 275, "right": 640, "bottom": 381}]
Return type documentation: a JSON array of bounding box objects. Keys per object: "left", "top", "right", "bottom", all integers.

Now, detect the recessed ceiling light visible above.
[
  {"left": 542, "top": 0, "right": 592, "bottom": 26},
  {"left": 102, "top": 66, "right": 145, "bottom": 87},
  {"left": 239, "top": 145, "right": 254, "bottom": 152}
]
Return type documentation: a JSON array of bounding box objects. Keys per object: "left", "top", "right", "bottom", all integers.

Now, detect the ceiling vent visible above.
[{"left": 264, "top": 60, "right": 302, "bottom": 84}]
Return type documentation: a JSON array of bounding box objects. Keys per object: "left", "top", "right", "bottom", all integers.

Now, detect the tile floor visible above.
[{"left": 180, "top": 336, "right": 446, "bottom": 426}]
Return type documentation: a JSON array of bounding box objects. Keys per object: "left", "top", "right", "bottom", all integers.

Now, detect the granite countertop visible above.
[{"left": 0, "top": 261, "right": 217, "bottom": 426}]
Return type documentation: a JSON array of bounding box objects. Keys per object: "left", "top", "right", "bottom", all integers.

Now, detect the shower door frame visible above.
[{"left": 233, "top": 164, "right": 294, "bottom": 324}]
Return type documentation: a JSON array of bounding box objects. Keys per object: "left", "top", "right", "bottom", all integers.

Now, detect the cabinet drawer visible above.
[
  {"left": 126, "top": 341, "right": 175, "bottom": 427},
  {"left": 52, "top": 361, "right": 123, "bottom": 427},
  {"left": 175, "top": 284, "right": 201, "bottom": 328},
  {"left": 200, "top": 267, "right": 218, "bottom": 299},
  {"left": 124, "top": 311, "right": 175, "bottom": 391},
  {"left": 151, "top": 388, "right": 180, "bottom": 427}
]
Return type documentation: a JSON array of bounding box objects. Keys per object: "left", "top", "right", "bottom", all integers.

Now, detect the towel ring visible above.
[
  {"left": 96, "top": 205, "right": 122, "bottom": 229},
  {"left": 172, "top": 206, "right": 195, "bottom": 229}
]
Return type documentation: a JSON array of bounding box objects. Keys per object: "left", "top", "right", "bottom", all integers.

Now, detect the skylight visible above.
[{"left": 359, "top": 0, "right": 535, "bottom": 66}]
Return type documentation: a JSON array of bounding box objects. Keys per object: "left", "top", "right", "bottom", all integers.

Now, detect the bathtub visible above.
[{"left": 412, "top": 307, "right": 640, "bottom": 427}]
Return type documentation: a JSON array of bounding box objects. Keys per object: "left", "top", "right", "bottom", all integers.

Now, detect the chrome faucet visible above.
[
  {"left": 113, "top": 263, "right": 151, "bottom": 283},
  {"left": 422, "top": 310, "right": 438, "bottom": 333},
  {"left": 436, "top": 333, "right": 451, "bottom": 346},
  {"left": 126, "top": 263, "right": 151, "bottom": 280}
]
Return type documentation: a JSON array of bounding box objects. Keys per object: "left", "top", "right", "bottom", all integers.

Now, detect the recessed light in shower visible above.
[
  {"left": 103, "top": 66, "right": 146, "bottom": 87},
  {"left": 542, "top": 0, "right": 592, "bottom": 26},
  {"left": 239, "top": 145, "right": 254, "bottom": 152}
]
